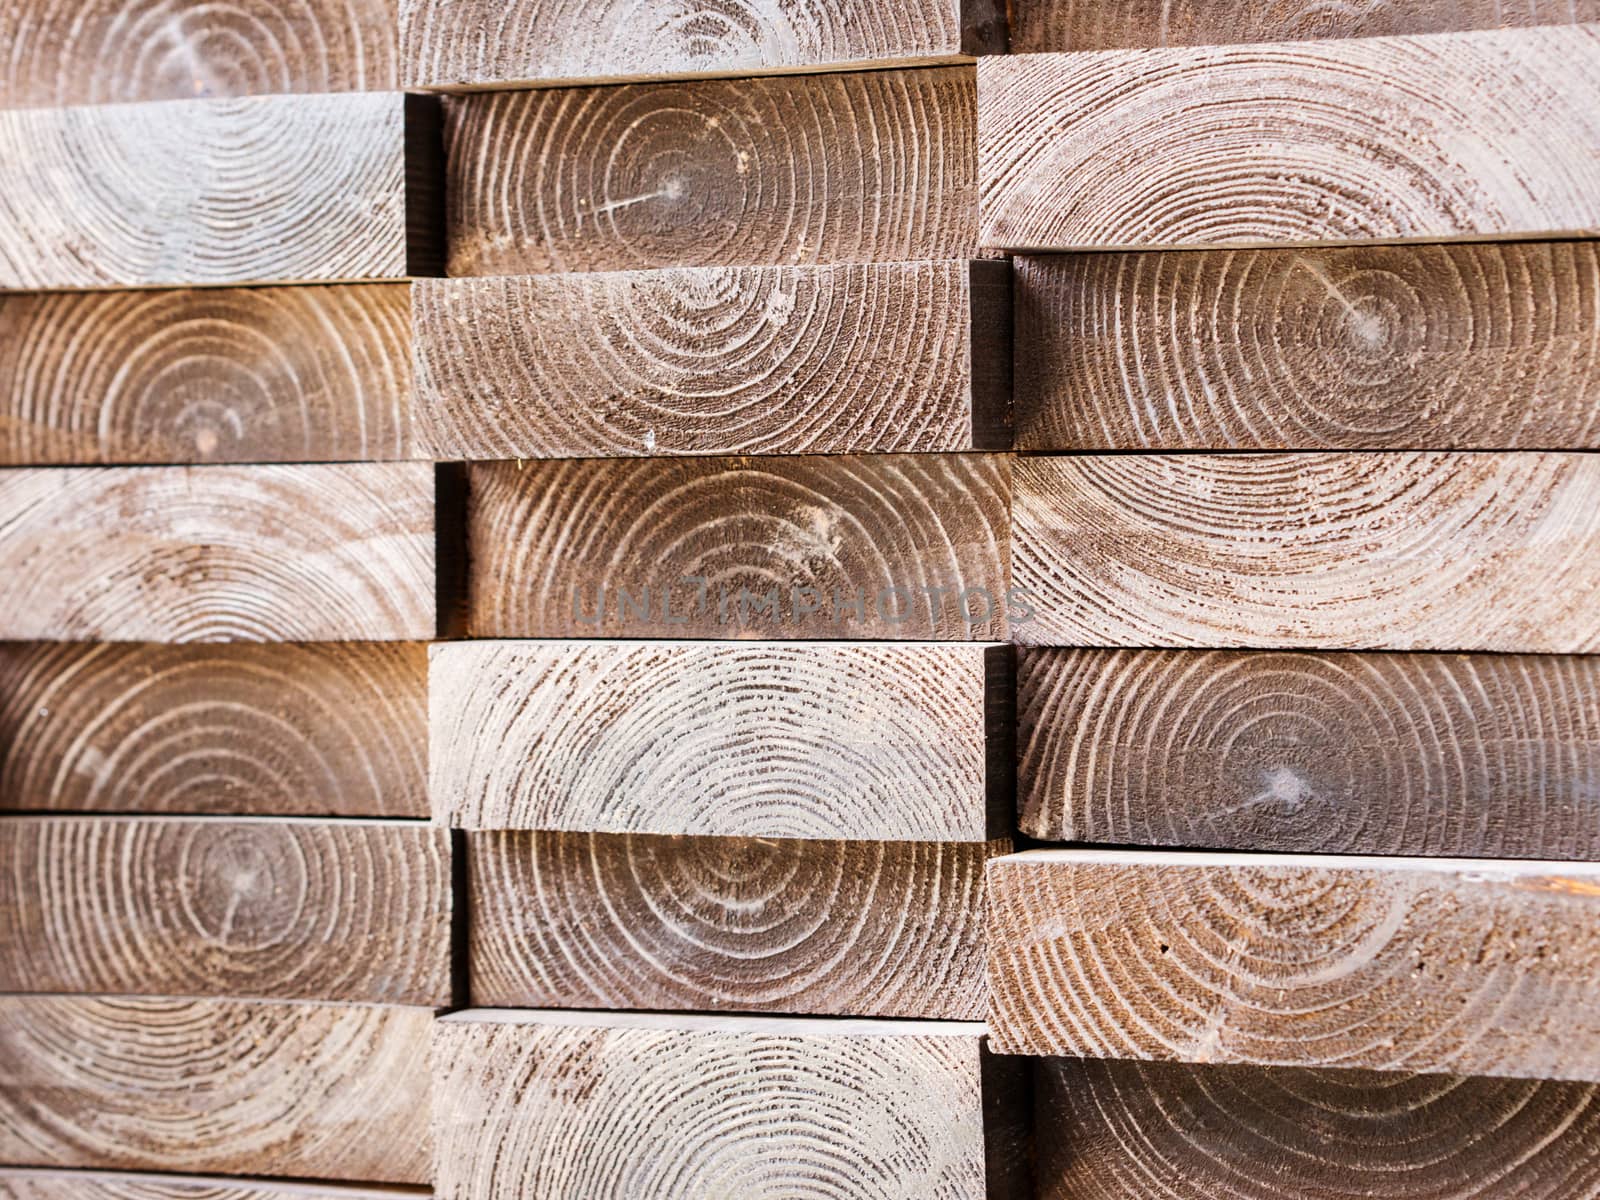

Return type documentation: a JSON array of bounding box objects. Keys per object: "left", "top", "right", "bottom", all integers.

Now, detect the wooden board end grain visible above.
[
  {"left": 0, "top": 285, "right": 413, "bottom": 466},
  {"left": 0, "top": 463, "right": 435, "bottom": 643},
  {"left": 985, "top": 849, "right": 1600, "bottom": 1080},
  {"left": 1034, "top": 1058, "right": 1600, "bottom": 1199},
  {"left": 0, "top": 92, "right": 436, "bottom": 290},
  {"left": 431, "top": 1009, "right": 1019, "bottom": 1199},
  {"left": 431, "top": 640, "right": 1011, "bottom": 840},
  {"left": 1015, "top": 245, "right": 1600, "bottom": 451},
  {"left": 1018, "top": 648, "right": 1600, "bottom": 859},
  {"left": 413, "top": 260, "right": 1010, "bottom": 458},
  {"left": 466, "top": 831, "right": 1007, "bottom": 1019},
  {"left": 979, "top": 26, "right": 1600, "bottom": 251},
  {"left": 466, "top": 455, "right": 1011, "bottom": 641},
  {"left": 1012, "top": 0, "right": 1600, "bottom": 52},
  {"left": 0, "top": 817, "right": 452, "bottom": 1004},
  {"left": 0, "top": 1168, "right": 425, "bottom": 1199},
  {"left": 404, "top": 0, "right": 1006, "bottom": 89},
  {"left": 0, "top": 642, "right": 428, "bottom": 817},
  {"left": 0, "top": 996, "right": 433, "bottom": 1183},
  {"left": 1011, "top": 452, "right": 1600, "bottom": 652},
  {"left": 0, "top": 0, "right": 399, "bottom": 108},
  {"left": 444, "top": 66, "right": 978, "bottom": 276}
]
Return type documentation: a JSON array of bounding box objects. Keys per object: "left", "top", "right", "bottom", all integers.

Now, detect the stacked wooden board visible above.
[
  {"left": 985, "top": 5, "right": 1600, "bottom": 1196},
  {"left": 3, "top": 0, "right": 1600, "bottom": 1196}
]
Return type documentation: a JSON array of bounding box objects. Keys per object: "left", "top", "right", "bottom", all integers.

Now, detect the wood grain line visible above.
[
  {"left": 431, "top": 640, "right": 1010, "bottom": 839},
  {"left": 467, "top": 831, "right": 1005, "bottom": 1019},
  {"left": 0, "top": 463, "right": 435, "bottom": 643},
  {"left": 1012, "top": 0, "right": 1600, "bottom": 52},
  {"left": 1012, "top": 452, "right": 1600, "bottom": 652},
  {"left": 0, "top": 642, "right": 428, "bottom": 817},
  {"left": 0, "top": 816, "right": 452, "bottom": 1004},
  {"left": 0, "top": 285, "right": 413, "bottom": 465},
  {"left": 467, "top": 455, "right": 1011, "bottom": 641},
  {"left": 0, "top": 0, "right": 399, "bottom": 108},
  {"left": 1035, "top": 1057, "right": 1600, "bottom": 1200},
  {"left": 431, "top": 1009, "right": 1005, "bottom": 1199},
  {"left": 413, "top": 261, "right": 1010, "bottom": 458},
  {"left": 0, "top": 1168, "right": 425, "bottom": 1199},
  {"left": 1018, "top": 648, "right": 1600, "bottom": 859},
  {"left": 987, "top": 848, "right": 1600, "bottom": 1080},
  {"left": 403, "top": 0, "right": 1006, "bottom": 89},
  {"left": 979, "top": 26, "right": 1600, "bottom": 250},
  {"left": 0, "top": 93, "right": 416, "bottom": 290},
  {"left": 0, "top": 996, "right": 433, "bottom": 1182},
  {"left": 1015, "top": 245, "right": 1600, "bottom": 451},
  {"left": 444, "top": 66, "right": 978, "bottom": 276}
]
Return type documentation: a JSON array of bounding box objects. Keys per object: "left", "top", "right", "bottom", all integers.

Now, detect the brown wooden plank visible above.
[
  {"left": 986, "top": 848, "right": 1600, "bottom": 1079},
  {"left": 0, "top": 642, "right": 428, "bottom": 817},
  {"left": 431, "top": 640, "right": 1011, "bottom": 839},
  {"left": 0, "top": 996, "right": 432, "bottom": 1182},
  {"left": 0, "top": 463, "right": 434, "bottom": 643},
  {"left": 0, "top": 816, "right": 452, "bottom": 1004},
  {"left": 1019, "top": 648, "right": 1600, "bottom": 859},
  {"left": 1035, "top": 1058, "right": 1600, "bottom": 1200},
  {"left": 0, "top": 1168, "right": 424, "bottom": 1199},
  {"left": 445, "top": 66, "right": 978, "bottom": 276},
  {"left": 979, "top": 27, "right": 1600, "bottom": 251},
  {"left": 404, "top": 0, "right": 1005, "bottom": 89},
  {"left": 467, "top": 832, "right": 1005, "bottom": 1019},
  {"left": 0, "top": 285, "right": 412, "bottom": 465},
  {"left": 431, "top": 1009, "right": 1017, "bottom": 1199},
  {"left": 467, "top": 455, "right": 1011, "bottom": 641},
  {"left": 0, "top": 93, "right": 433, "bottom": 290},
  {"left": 1012, "top": 452, "right": 1600, "bottom": 652},
  {"left": 413, "top": 260, "right": 1010, "bottom": 458},
  {"left": 1016, "top": 245, "right": 1600, "bottom": 451},
  {"left": 1013, "top": 0, "right": 1600, "bottom": 51},
  {"left": 0, "top": 0, "right": 398, "bottom": 108}
]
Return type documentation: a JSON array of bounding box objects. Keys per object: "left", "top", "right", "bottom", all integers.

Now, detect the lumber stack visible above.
[
  {"left": 0, "top": 3, "right": 446, "bottom": 1197},
  {"left": 6, "top": 0, "right": 1600, "bottom": 1196},
  {"left": 985, "top": 8, "right": 1600, "bottom": 1196}
]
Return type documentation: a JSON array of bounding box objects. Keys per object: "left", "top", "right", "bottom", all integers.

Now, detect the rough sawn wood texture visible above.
[
  {"left": 986, "top": 848, "right": 1600, "bottom": 1080},
  {"left": 413, "top": 261, "right": 1010, "bottom": 458},
  {"left": 403, "top": 0, "right": 1006, "bottom": 89},
  {"left": 430, "top": 640, "right": 1011, "bottom": 840},
  {"left": 1018, "top": 648, "right": 1600, "bottom": 859},
  {"left": 979, "top": 25, "right": 1600, "bottom": 250},
  {"left": 466, "top": 831, "right": 1004, "bottom": 1019}
]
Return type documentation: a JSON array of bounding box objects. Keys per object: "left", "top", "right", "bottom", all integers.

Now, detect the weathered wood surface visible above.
[
  {"left": 1035, "top": 1058, "right": 1600, "bottom": 1200},
  {"left": 0, "top": 1169, "right": 423, "bottom": 1200},
  {"left": 0, "top": 996, "right": 432, "bottom": 1182},
  {"left": 432, "top": 1010, "right": 1002, "bottom": 1199},
  {"left": 404, "top": 0, "right": 1005, "bottom": 89},
  {"left": 431, "top": 640, "right": 1011, "bottom": 839},
  {"left": 0, "top": 642, "right": 428, "bottom": 817},
  {"left": 413, "top": 260, "right": 1010, "bottom": 458},
  {"left": 986, "top": 848, "right": 1600, "bottom": 1080},
  {"left": 1018, "top": 648, "right": 1600, "bottom": 859},
  {"left": 0, "top": 464, "right": 434, "bottom": 643},
  {"left": 468, "top": 455, "right": 1011, "bottom": 641},
  {"left": 445, "top": 67, "right": 978, "bottom": 276},
  {"left": 1012, "top": 452, "right": 1600, "bottom": 652},
  {"left": 1013, "top": 0, "right": 1600, "bottom": 51},
  {"left": 0, "top": 0, "right": 398, "bottom": 108},
  {"left": 0, "top": 816, "right": 451, "bottom": 1004},
  {"left": 0, "top": 93, "right": 423, "bottom": 290},
  {"left": 0, "top": 285, "right": 412, "bottom": 465},
  {"left": 979, "top": 27, "right": 1600, "bottom": 251},
  {"left": 467, "top": 832, "right": 1003, "bottom": 1019},
  {"left": 1015, "top": 245, "right": 1600, "bottom": 451}
]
